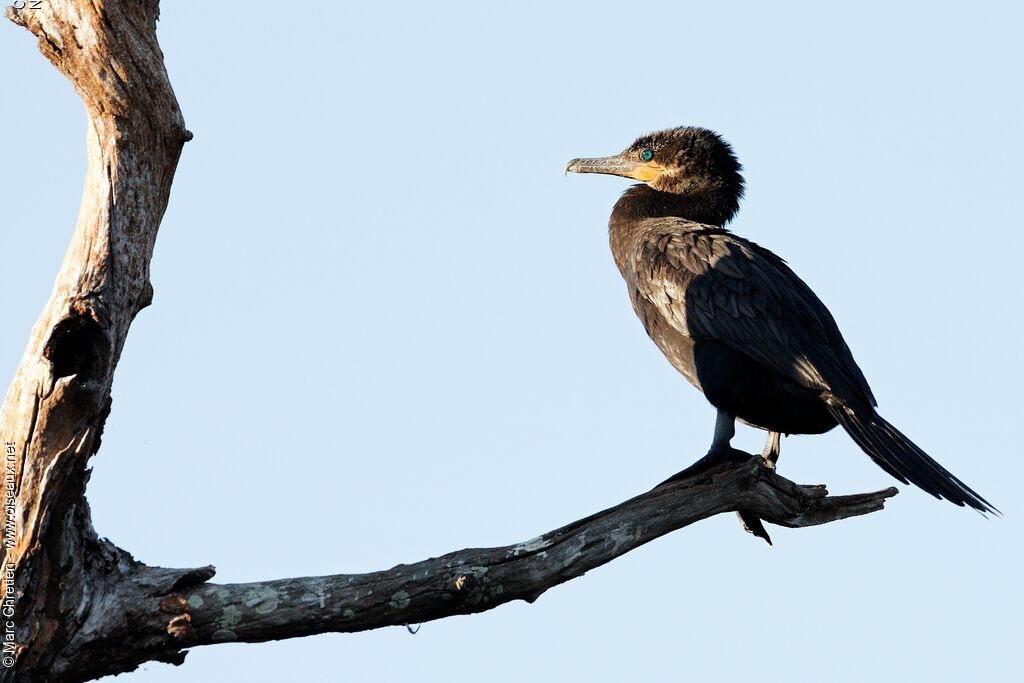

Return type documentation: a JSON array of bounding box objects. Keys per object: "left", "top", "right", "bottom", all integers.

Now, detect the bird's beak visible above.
[{"left": 564, "top": 154, "right": 663, "bottom": 182}]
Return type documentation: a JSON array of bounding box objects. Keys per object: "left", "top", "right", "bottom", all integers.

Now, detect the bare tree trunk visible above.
[
  {"left": 0, "top": 2, "right": 897, "bottom": 681},
  {"left": 2, "top": 0, "right": 194, "bottom": 679}
]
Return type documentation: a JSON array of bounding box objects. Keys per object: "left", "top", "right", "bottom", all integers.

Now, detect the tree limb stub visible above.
[{"left": 1, "top": 2, "right": 898, "bottom": 682}]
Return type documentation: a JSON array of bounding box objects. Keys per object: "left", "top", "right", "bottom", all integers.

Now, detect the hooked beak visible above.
[{"left": 564, "top": 154, "right": 663, "bottom": 182}]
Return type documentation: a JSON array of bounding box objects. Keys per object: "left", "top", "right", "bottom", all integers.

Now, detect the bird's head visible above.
[{"left": 565, "top": 126, "right": 745, "bottom": 224}]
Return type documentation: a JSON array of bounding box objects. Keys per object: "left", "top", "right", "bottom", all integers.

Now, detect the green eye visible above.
[{"left": 640, "top": 149, "right": 654, "bottom": 161}]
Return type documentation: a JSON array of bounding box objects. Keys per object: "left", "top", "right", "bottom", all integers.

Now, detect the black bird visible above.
[{"left": 566, "top": 126, "right": 995, "bottom": 513}]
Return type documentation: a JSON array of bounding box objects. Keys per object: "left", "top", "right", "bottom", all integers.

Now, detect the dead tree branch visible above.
[
  {"left": 0, "top": 2, "right": 897, "bottom": 682},
  {"left": 165, "top": 460, "right": 895, "bottom": 648}
]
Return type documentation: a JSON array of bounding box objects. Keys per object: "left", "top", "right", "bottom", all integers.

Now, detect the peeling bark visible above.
[{"left": 0, "top": 2, "right": 898, "bottom": 682}]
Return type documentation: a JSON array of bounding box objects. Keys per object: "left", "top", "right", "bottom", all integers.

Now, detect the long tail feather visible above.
[{"left": 828, "top": 402, "right": 998, "bottom": 514}]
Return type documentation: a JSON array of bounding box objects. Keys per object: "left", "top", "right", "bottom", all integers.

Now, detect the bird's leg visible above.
[
  {"left": 655, "top": 410, "right": 771, "bottom": 543},
  {"left": 732, "top": 430, "right": 783, "bottom": 545},
  {"left": 657, "top": 410, "right": 749, "bottom": 486},
  {"left": 710, "top": 409, "right": 736, "bottom": 454},
  {"left": 761, "top": 431, "right": 781, "bottom": 469}
]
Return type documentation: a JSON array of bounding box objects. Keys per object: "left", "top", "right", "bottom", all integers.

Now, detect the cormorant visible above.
[{"left": 566, "top": 126, "right": 995, "bottom": 513}]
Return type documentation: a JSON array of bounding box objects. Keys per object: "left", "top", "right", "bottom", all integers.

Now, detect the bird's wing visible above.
[{"left": 632, "top": 219, "right": 877, "bottom": 406}]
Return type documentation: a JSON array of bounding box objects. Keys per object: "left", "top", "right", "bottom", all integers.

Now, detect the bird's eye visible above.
[{"left": 640, "top": 149, "right": 654, "bottom": 162}]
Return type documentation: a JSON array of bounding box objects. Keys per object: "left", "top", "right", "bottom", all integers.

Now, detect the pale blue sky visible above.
[{"left": 2, "top": 2, "right": 1022, "bottom": 681}]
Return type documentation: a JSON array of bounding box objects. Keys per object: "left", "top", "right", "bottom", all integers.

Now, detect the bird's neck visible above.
[
  {"left": 610, "top": 184, "right": 737, "bottom": 229},
  {"left": 608, "top": 184, "right": 738, "bottom": 276}
]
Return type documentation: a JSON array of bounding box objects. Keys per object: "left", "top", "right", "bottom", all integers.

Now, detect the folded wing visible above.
[{"left": 631, "top": 219, "right": 876, "bottom": 408}]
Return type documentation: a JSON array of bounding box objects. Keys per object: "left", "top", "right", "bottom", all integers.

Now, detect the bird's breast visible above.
[{"left": 627, "top": 285, "right": 703, "bottom": 392}]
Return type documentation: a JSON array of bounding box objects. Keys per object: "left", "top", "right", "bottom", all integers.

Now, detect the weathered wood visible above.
[
  {"left": 1, "top": 1, "right": 194, "bottom": 680},
  {"left": 30, "top": 449, "right": 898, "bottom": 682},
  {"left": 160, "top": 460, "right": 895, "bottom": 647},
  {"left": 0, "top": 2, "right": 898, "bottom": 682}
]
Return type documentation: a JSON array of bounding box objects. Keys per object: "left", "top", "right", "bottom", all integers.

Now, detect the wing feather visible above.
[{"left": 630, "top": 219, "right": 876, "bottom": 406}]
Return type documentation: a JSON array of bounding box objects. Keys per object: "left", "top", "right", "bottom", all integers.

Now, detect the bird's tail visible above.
[{"left": 827, "top": 400, "right": 998, "bottom": 514}]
